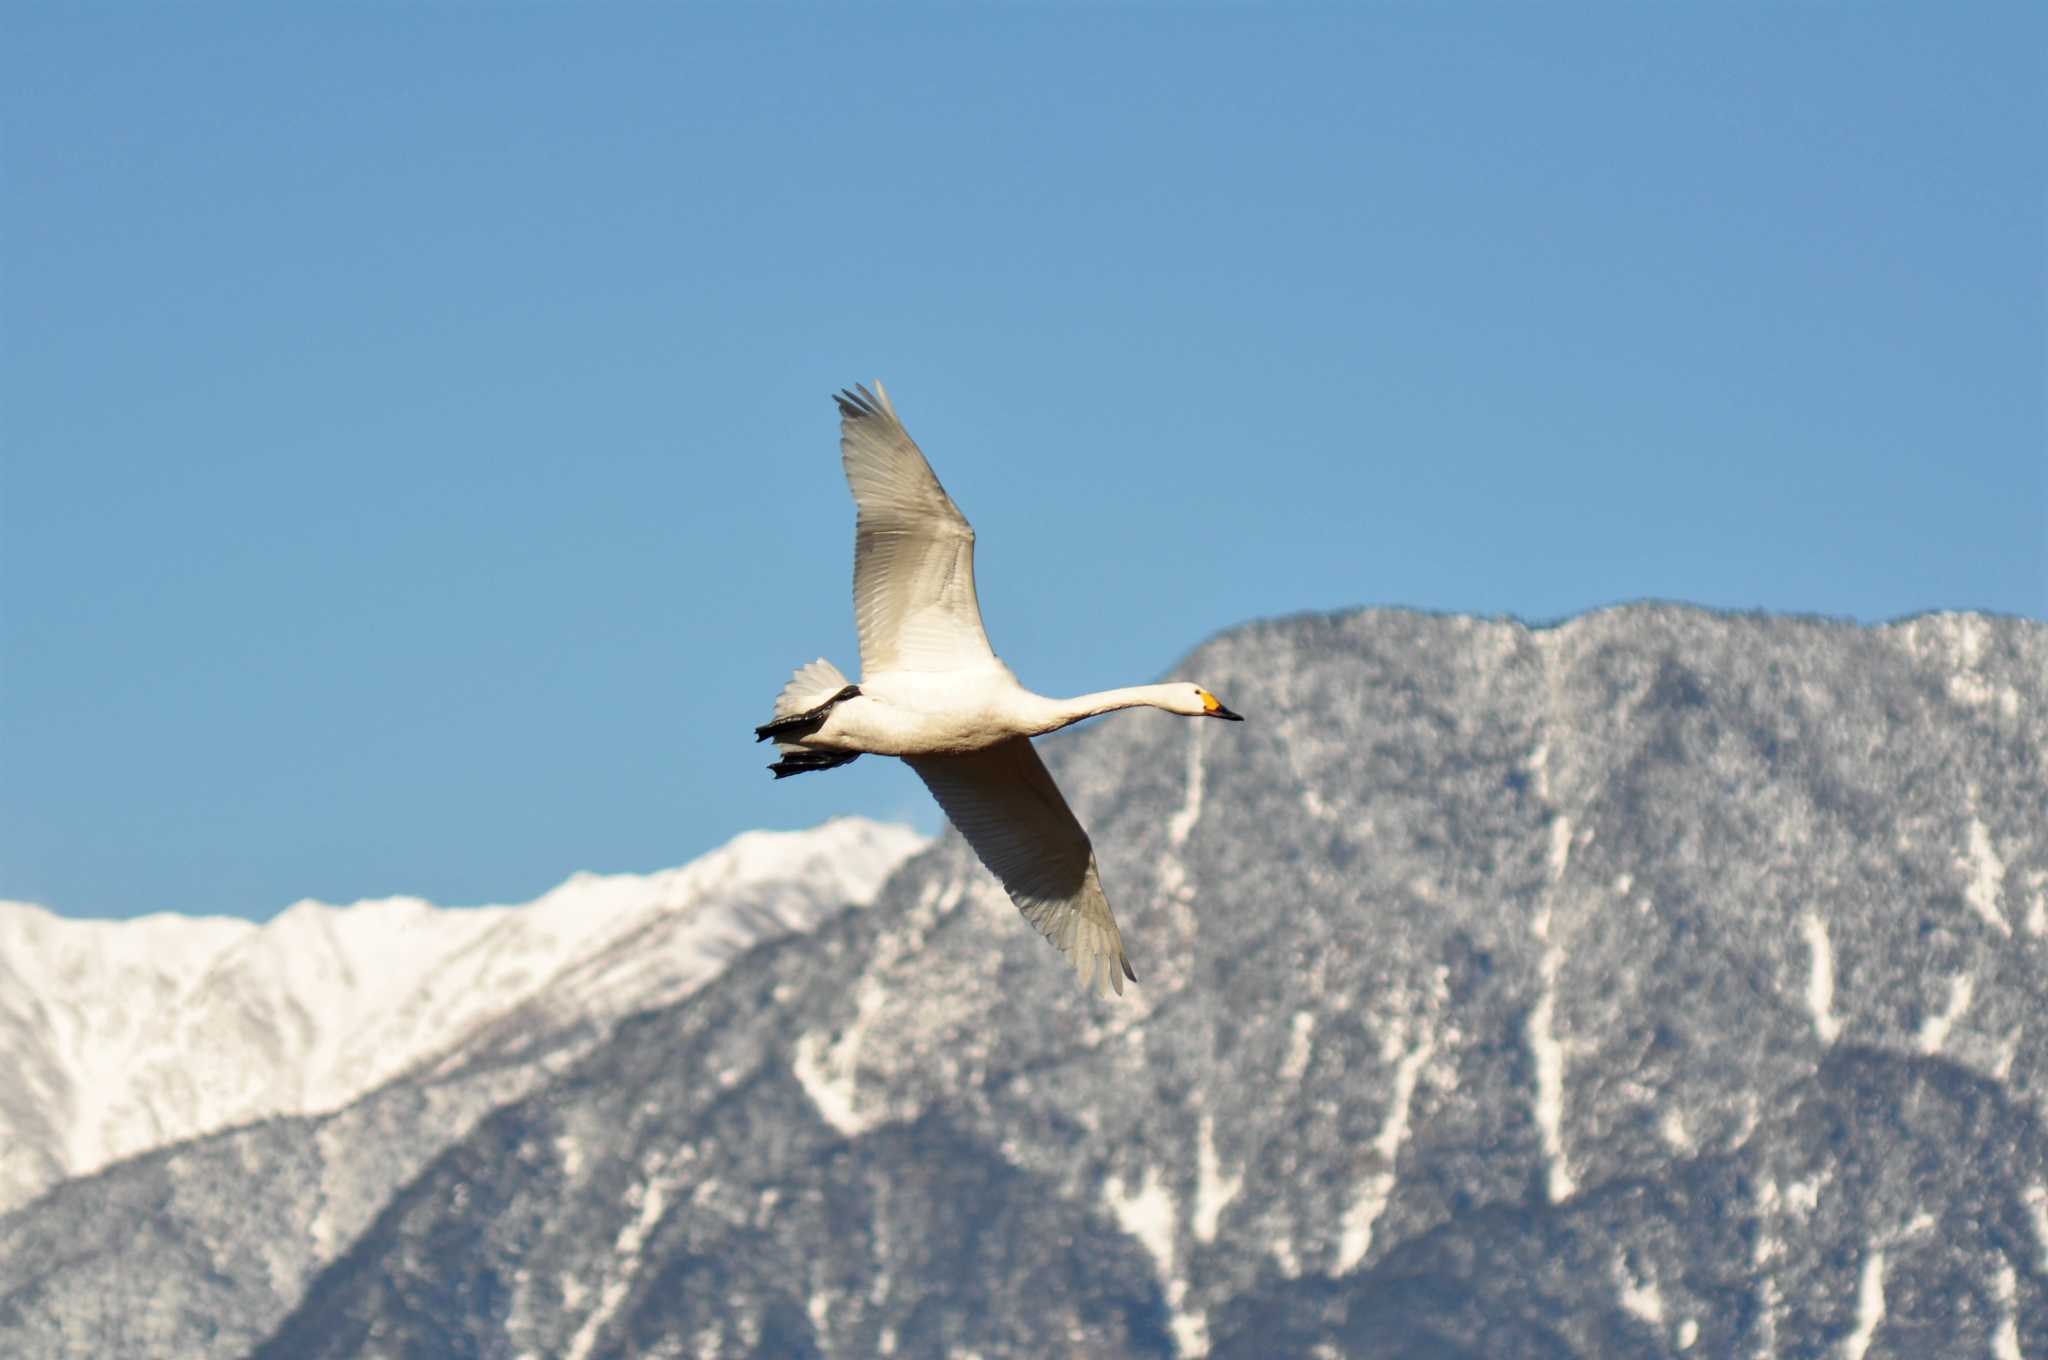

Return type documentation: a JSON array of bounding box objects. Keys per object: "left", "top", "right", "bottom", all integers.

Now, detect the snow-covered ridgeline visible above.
[{"left": 0, "top": 817, "right": 924, "bottom": 1213}]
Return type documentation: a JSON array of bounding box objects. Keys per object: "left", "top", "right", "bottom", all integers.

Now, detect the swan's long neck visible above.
[{"left": 1030, "top": 684, "right": 1185, "bottom": 736}]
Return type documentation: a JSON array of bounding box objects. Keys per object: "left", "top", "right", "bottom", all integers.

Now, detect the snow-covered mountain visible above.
[
  {"left": 2, "top": 605, "right": 2043, "bottom": 1360},
  {"left": 0, "top": 817, "right": 924, "bottom": 1214}
]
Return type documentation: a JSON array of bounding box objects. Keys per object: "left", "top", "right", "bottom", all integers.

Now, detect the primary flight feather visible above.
[{"left": 756, "top": 383, "right": 1243, "bottom": 995}]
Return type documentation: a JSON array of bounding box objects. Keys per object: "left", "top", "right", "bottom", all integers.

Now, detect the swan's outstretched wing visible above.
[
  {"left": 907, "top": 738, "right": 1137, "bottom": 996},
  {"left": 837, "top": 383, "right": 997, "bottom": 675}
]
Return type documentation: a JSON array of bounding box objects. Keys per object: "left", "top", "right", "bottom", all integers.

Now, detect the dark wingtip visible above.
[{"left": 833, "top": 385, "right": 881, "bottom": 420}]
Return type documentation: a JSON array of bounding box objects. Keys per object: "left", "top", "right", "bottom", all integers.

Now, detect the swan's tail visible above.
[
  {"left": 756, "top": 659, "right": 863, "bottom": 777},
  {"left": 770, "top": 655, "right": 856, "bottom": 733}
]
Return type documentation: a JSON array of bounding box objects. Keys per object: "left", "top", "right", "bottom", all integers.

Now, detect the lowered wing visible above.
[{"left": 907, "top": 737, "right": 1136, "bottom": 996}]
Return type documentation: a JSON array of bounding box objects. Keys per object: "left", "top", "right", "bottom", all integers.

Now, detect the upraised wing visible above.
[
  {"left": 837, "top": 383, "right": 998, "bottom": 675},
  {"left": 907, "top": 737, "right": 1137, "bottom": 996}
]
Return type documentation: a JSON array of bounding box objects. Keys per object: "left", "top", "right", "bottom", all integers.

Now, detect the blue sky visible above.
[{"left": 5, "top": 5, "right": 2042, "bottom": 920}]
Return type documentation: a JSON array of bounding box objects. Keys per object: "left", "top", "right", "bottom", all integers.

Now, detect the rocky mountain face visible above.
[{"left": 3, "top": 606, "right": 2043, "bottom": 1359}]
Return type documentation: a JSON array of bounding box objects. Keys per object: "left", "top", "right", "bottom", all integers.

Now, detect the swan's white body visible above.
[
  {"left": 760, "top": 383, "right": 1241, "bottom": 996},
  {"left": 804, "top": 672, "right": 1218, "bottom": 757}
]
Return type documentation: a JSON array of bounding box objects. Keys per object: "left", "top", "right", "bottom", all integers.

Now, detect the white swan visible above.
[{"left": 756, "top": 383, "right": 1242, "bottom": 996}]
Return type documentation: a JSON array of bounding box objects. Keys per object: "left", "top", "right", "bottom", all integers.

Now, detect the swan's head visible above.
[{"left": 1170, "top": 684, "right": 1244, "bottom": 722}]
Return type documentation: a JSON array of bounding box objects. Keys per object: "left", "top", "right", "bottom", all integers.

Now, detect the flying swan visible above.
[{"left": 756, "top": 383, "right": 1242, "bottom": 996}]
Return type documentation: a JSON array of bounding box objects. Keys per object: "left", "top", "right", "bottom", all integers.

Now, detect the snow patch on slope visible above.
[
  {"left": 1523, "top": 709, "right": 1579, "bottom": 1208},
  {"left": 1799, "top": 914, "right": 1844, "bottom": 1045},
  {"left": 1958, "top": 806, "right": 2010, "bottom": 936},
  {"left": 1191, "top": 1112, "right": 1239, "bottom": 1244},
  {"left": 1335, "top": 1022, "right": 1434, "bottom": 1272},
  {"left": 792, "top": 970, "right": 898, "bottom": 1139},
  {"left": 1612, "top": 1253, "right": 1665, "bottom": 1327},
  {"left": 1993, "top": 1258, "right": 2022, "bottom": 1360},
  {"left": 2024, "top": 1183, "right": 2048, "bottom": 1273},
  {"left": 1842, "top": 1248, "right": 1887, "bottom": 1360},
  {"left": 1529, "top": 814, "right": 1575, "bottom": 1203},
  {"left": 1105, "top": 1163, "right": 1208, "bottom": 1355},
  {"left": 1915, "top": 973, "right": 1975, "bottom": 1055},
  {"left": 1105, "top": 1165, "right": 1177, "bottom": 1282}
]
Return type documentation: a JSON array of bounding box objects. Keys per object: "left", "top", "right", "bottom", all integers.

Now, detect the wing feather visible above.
[
  {"left": 907, "top": 738, "right": 1136, "bottom": 996},
  {"left": 837, "top": 384, "right": 997, "bottom": 675}
]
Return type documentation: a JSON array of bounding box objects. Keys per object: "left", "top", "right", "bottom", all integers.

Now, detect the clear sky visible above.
[{"left": 5, "top": 5, "right": 2042, "bottom": 921}]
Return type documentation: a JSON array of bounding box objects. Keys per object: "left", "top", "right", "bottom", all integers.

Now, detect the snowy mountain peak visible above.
[{"left": 0, "top": 817, "right": 926, "bottom": 1214}]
